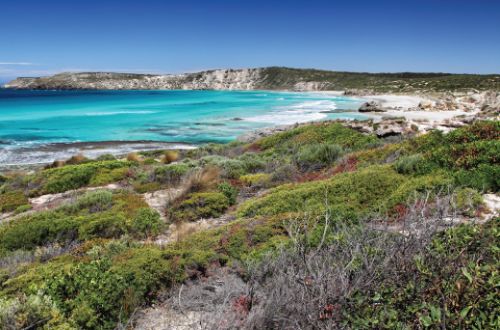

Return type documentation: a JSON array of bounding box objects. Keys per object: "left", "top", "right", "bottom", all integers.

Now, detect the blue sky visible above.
[{"left": 1, "top": 0, "right": 499, "bottom": 82}]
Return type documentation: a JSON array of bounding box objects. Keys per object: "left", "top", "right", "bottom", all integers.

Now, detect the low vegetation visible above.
[
  {"left": 0, "top": 120, "right": 498, "bottom": 329},
  {"left": 256, "top": 67, "right": 500, "bottom": 92}
]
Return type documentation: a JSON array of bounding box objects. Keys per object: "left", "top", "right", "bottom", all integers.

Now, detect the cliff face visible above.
[
  {"left": 5, "top": 67, "right": 500, "bottom": 91},
  {"left": 5, "top": 72, "right": 187, "bottom": 90},
  {"left": 3, "top": 68, "right": 332, "bottom": 91}
]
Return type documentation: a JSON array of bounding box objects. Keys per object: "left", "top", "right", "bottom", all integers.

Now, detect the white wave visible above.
[
  {"left": 0, "top": 142, "right": 196, "bottom": 166},
  {"left": 244, "top": 100, "right": 336, "bottom": 125},
  {"left": 84, "top": 111, "right": 158, "bottom": 116}
]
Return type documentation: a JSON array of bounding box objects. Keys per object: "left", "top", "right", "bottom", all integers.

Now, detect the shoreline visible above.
[
  {"left": 1, "top": 90, "right": 497, "bottom": 169},
  {"left": 0, "top": 140, "right": 196, "bottom": 170}
]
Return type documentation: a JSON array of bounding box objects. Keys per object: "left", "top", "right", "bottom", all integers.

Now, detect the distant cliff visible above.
[{"left": 5, "top": 67, "right": 500, "bottom": 92}]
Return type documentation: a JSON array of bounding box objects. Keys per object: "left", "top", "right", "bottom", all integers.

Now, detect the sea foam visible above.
[{"left": 244, "top": 100, "right": 336, "bottom": 125}]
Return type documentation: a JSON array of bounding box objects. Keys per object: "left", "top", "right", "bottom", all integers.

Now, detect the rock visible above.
[
  {"left": 237, "top": 124, "right": 292, "bottom": 143},
  {"left": 358, "top": 101, "right": 385, "bottom": 112},
  {"left": 344, "top": 121, "right": 374, "bottom": 134},
  {"left": 440, "top": 120, "right": 466, "bottom": 128},
  {"left": 418, "top": 100, "right": 434, "bottom": 110},
  {"left": 375, "top": 124, "right": 404, "bottom": 138},
  {"left": 293, "top": 81, "right": 332, "bottom": 91}
]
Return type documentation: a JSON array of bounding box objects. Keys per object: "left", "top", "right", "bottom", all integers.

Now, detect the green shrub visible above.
[
  {"left": 0, "top": 191, "right": 147, "bottom": 251},
  {"left": 68, "top": 190, "right": 114, "bottom": 213},
  {"left": 354, "top": 143, "right": 403, "bottom": 167},
  {"left": 410, "top": 129, "right": 446, "bottom": 153},
  {"left": 237, "top": 153, "right": 267, "bottom": 173},
  {"left": 408, "top": 121, "right": 499, "bottom": 174},
  {"left": 240, "top": 173, "right": 272, "bottom": 187},
  {"left": 171, "top": 192, "right": 229, "bottom": 222},
  {"left": 295, "top": 143, "right": 343, "bottom": 170},
  {"left": 238, "top": 166, "right": 406, "bottom": 219},
  {"left": 453, "top": 164, "right": 500, "bottom": 192},
  {"left": 269, "top": 164, "right": 298, "bottom": 183},
  {"left": 78, "top": 213, "right": 127, "bottom": 240},
  {"left": 0, "top": 292, "right": 71, "bottom": 329},
  {"left": 95, "top": 154, "right": 117, "bottom": 161},
  {"left": 430, "top": 140, "right": 499, "bottom": 170},
  {"left": 42, "top": 244, "right": 176, "bottom": 329},
  {"left": 0, "top": 211, "right": 79, "bottom": 250},
  {"left": 132, "top": 181, "right": 161, "bottom": 193},
  {"left": 0, "top": 190, "right": 29, "bottom": 213},
  {"left": 386, "top": 172, "right": 453, "bottom": 211},
  {"left": 89, "top": 167, "right": 129, "bottom": 186},
  {"left": 14, "top": 204, "right": 32, "bottom": 214},
  {"left": 217, "top": 181, "right": 239, "bottom": 205},
  {"left": 42, "top": 166, "right": 95, "bottom": 194},
  {"left": 257, "top": 122, "right": 378, "bottom": 152},
  {"left": 393, "top": 153, "right": 435, "bottom": 175},
  {"left": 198, "top": 155, "right": 260, "bottom": 179},
  {"left": 446, "top": 120, "right": 500, "bottom": 143},
  {"left": 390, "top": 122, "right": 500, "bottom": 193},
  {"left": 143, "top": 157, "right": 157, "bottom": 165},
  {"left": 154, "top": 163, "right": 191, "bottom": 185},
  {"left": 455, "top": 188, "right": 483, "bottom": 217},
  {"left": 170, "top": 214, "right": 289, "bottom": 262},
  {"left": 38, "top": 161, "right": 132, "bottom": 194},
  {"left": 219, "top": 159, "right": 246, "bottom": 179},
  {"left": 130, "top": 208, "right": 163, "bottom": 238}
]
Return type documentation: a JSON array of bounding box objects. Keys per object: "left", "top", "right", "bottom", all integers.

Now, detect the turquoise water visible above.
[{"left": 0, "top": 89, "right": 365, "bottom": 164}]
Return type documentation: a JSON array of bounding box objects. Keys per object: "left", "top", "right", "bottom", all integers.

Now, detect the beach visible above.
[{"left": 1, "top": 89, "right": 494, "bottom": 168}]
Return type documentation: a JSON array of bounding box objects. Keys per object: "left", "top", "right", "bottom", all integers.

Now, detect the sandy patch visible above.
[{"left": 367, "top": 94, "right": 424, "bottom": 109}]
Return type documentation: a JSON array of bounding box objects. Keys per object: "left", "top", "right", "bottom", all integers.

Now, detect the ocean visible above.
[{"left": 0, "top": 89, "right": 366, "bottom": 165}]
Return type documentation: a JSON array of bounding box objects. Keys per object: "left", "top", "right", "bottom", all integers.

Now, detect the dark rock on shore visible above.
[{"left": 358, "top": 101, "right": 386, "bottom": 112}]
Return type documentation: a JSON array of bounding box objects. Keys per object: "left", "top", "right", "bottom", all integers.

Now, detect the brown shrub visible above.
[
  {"left": 45, "top": 160, "right": 66, "bottom": 169},
  {"left": 184, "top": 166, "right": 220, "bottom": 194},
  {"left": 126, "top": 152, "right": 141, "bottom": 162},
  {"left": 161, "top": 150, "right": 180, "bottom": 164},
  {"left": 65, "top": 153, "right": 87, "bottom": 165}
]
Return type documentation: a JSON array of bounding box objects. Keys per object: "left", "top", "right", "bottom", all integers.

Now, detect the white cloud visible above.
[{"left": 0, "top": 62, "right": 35, "bottom": 66}]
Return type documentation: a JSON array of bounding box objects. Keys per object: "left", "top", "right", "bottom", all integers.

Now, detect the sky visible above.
[{"left": 1, "top": 0, "right": 499, "bottom": 82}]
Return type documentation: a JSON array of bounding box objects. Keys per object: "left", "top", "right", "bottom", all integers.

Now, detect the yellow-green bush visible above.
[
  {"left": 385, "top": 172, "right": 454, "bottom": 211},
  {"left": 257, "top": 122, "right": 378, "bottom": 152},
  {"left": 0, "top": 191, "right": 152, "bottom": 251},
  {"left": 171, "top": 192, "right": 230, "bottom": 222},
  {"left": 35, "top": 160, "right": 133, "bottom": 195},
  {"left": 130, "top": 208, "right": 164, "bottom": 238},
  {"left": 238, "top": 166, "right": 406, "bottom": 219},
  {"left": 0, "top": 190, "right": 29, "bottom": 213},
  {"left": 240, "top": 173, "right": 271, "bottom": 187},
  {"left": 89, "top": 167, "right": 129, "bottom": 186}
]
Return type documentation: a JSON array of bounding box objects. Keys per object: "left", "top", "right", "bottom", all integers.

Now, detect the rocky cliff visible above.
[
  {"left": 5, "top": 67, "right": 500, "bottom": 92},
  {"left": 4, "top": 68, "right": 290, "bottom": 91}
]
